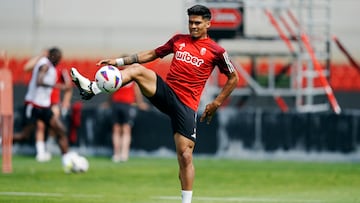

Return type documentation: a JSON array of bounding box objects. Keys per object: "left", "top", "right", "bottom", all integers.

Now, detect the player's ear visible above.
[{"left": 205, "top": 19, "right": 211, "bottom": 28}]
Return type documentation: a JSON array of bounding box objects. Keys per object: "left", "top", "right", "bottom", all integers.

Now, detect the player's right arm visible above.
[
  {"left": 24, "top": 49, "right": 49, "bottom": 72},
  {"left": 24, "top": 55, "right": 42, "bottom": 72},
  {"left": 97, "top": 50, "right": 158, "bottom": 67}
]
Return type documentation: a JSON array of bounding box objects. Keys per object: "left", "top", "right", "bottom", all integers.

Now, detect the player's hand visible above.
[
  {"left": 96, "top": 59, "right": 117, "bottom": 67},
  {"left": 200, "top": 102, "right": 220, "bottom": 124}
]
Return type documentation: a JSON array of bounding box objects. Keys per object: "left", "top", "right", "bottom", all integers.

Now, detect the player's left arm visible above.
[
  {"left": 60, "top": 69, "right": 73, "bottom": 111},
  {"left": 53, "top": 69, "right": 73, "bottom": 91},
  {"left": 200, "top": 71, "right": 239, "bottom": 124}
]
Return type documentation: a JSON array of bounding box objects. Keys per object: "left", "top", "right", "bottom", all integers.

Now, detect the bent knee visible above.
[
  {"left": 122, "top": 64, "right": 152, "bottom": 82},
  {"left": 128, "top": 64, "right": 147, "bottom": 75}
]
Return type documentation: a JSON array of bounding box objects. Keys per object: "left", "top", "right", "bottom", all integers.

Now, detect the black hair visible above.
[
  {"left": 48, "top": 47, "right": 62, "bottom": 66},
  {"left": 187, "top": 5, "right": 211, "bottom": 20},
  {"left": 48, "top": 47, "right": 61, "bottom": 56}
]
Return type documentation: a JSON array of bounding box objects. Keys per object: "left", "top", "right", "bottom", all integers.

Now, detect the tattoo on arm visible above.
[
  {"left": 124, "top": 54, "right": 139, "bottom": 65},
  {"left": 131, "top": 54, "right": 139, "bottom": 63}
]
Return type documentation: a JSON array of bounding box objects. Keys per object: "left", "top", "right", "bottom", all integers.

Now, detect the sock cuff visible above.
[
  {"left": 90, "top": 82, "right": 102, "bottom": 95},
  {"left": 181, "top": 190, "right": 193, "bottom": 203}
]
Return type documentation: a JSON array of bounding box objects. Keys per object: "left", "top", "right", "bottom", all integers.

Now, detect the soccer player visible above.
[
  {"left": 71, "top": 5, "right": 239, "bottom": 203},
  {"left": 22, "top": 49, "right": 73, "bottom": 162},
  {"left": 13, "top": 47, "right": 72, "bottom": 166},
  {"left": 110, "top": 77, "right": 149, "bottom": 163}
]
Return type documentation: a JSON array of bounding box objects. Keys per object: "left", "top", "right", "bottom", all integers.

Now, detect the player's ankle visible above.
[{"left": 90, "top": 81, "right": 102, "bottom": 95}]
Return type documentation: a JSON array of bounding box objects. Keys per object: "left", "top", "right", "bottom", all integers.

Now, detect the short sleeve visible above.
[
  {"left": 155, "top": 35, "right": 179, "bottom": 58},
  {"left": 215, "top": 51, "right": 236, "bottom": 75}
]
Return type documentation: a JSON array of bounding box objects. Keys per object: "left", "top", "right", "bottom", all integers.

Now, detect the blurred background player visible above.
[
  {"left": 70, "top": 5, "right": 239, "bottom": 203},
  {"left": 110, "top": 66, "right": 149, "bottom": 162},
  {"left": 13, "top": 47, "right": 72, "bottom": 166},
  {"left": 23, "top": 49, "right": 73, "bottom": 162}
]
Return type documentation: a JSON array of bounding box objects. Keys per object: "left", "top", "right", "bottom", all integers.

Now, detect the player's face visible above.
[
  {"left": 49, "top": 52, "right": 62, "bottom": 66},
  {"left": 188, "top": 15, "right": 210, "bottom": 39}
]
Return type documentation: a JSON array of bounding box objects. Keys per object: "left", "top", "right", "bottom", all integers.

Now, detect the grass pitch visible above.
[{"left": 1, "top": 155, "right": 360, "bottom": 203}]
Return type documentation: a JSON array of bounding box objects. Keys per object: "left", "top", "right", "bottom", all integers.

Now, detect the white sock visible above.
[
  {"left": 36, "top": 141, "right": 46, "bottom": 155},
  {"left": 90, "top": 81, "right": 102, "bottom": 95},
  {"left": 181, "top": 190, "right": 193, "bottom": 203}
]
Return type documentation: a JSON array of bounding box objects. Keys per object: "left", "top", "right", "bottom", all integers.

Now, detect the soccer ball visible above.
[
  {"left": 62, "top": 152, "right": 89, "bottom": 173},
  {"left": 95, "top": 65, "right": 122, "bottom": 93},
  {"left": 72, "top": 156, "right": 89, "bottom": 173}
]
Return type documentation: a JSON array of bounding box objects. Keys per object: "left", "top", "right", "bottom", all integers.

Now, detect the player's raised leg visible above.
[
  {"left": 70, "top": 68, "right": 101, "bottom": 100},
  {"left": 71, "top": 64, "right": 157, "bottom": 99},
  {"left": 118, "top": 64, "right": 157, "bottom": 97}
]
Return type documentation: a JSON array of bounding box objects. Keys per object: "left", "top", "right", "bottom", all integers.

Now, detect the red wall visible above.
[{"left": 2, "top": 57, "right": 360, "bottom": 91}]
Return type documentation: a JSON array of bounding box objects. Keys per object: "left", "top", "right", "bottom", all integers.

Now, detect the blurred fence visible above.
[
  {"left": 13, "top": 105, "right": 360, "bottom": 156},
  {"left": 223, "top": 108, "right": 359, "bottom": 153}
]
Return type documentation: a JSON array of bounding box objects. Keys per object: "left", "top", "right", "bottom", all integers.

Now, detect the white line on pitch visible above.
[
  {"left": 153, "top": 196, "right": 323, "bottom": 203},
  {"left": 0, "top": 192, "right": 103, "bottom": 198},
  {"left": 0, "top": 192, "right": 62, "bottom": 197}
]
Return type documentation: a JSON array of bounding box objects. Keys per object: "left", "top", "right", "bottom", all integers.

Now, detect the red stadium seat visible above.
[
  {"left": 7, "top": 57, "right": 360, "bottom": 92},
  {"left": 8, "top": 58, "right": 21, "bottom": 83},
  {"left": 0, "top": 58, "right": 4, "bottom": 68}
]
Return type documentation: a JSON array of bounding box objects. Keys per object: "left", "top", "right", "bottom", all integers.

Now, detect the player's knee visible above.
[
  {"left": 128, "top": 64, "right": 144, "bottom": 74},
  {"left": 178, "top": 150, "right": 193, "bottom": 167},
  {"left": 130, "top": 64, "right": 153, "bottom": 79}
]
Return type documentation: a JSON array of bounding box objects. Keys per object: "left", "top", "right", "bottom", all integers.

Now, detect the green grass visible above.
[{"left": 1, "top": 155, "right": 360, "bottom": 203}]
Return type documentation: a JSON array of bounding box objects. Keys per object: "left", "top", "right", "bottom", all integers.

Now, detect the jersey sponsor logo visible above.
[{"left": 175, "top": 51, "right": 204, "bottom": 67}]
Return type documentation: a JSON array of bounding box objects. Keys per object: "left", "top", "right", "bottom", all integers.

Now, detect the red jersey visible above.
[
  {"left": 155, "top": 34, "right": 236, "bottom": 111},
  {"left": 111, "top": 81, "right": 136, "bottom": 104},
  {"left": 51, "top": 68, "right": 70, "bottom": 105}
]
